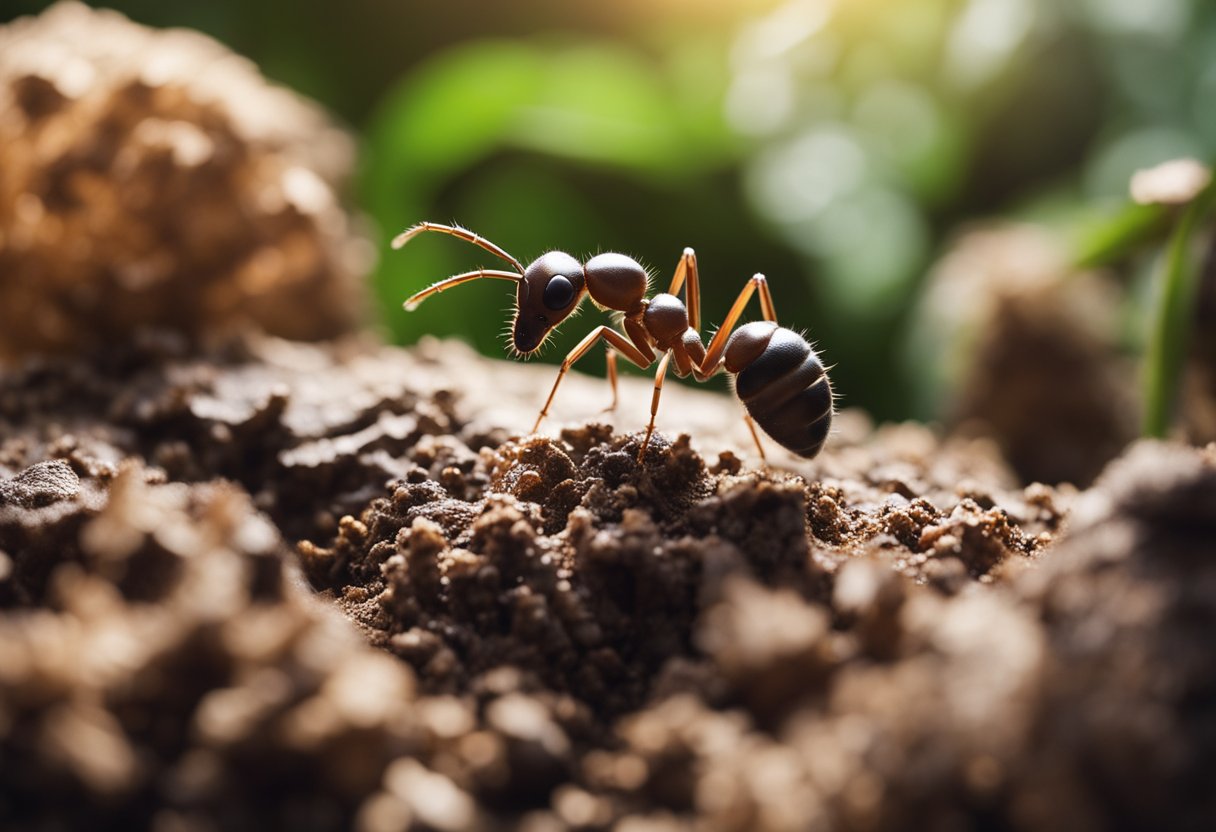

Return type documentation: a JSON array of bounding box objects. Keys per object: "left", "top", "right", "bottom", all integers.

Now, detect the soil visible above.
[{"left": 2, "top": 332, "right": 1213, "bottom": 831}]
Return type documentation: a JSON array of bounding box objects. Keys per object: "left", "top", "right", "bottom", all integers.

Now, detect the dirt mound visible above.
[
  {"left": 0, "top": 2, "right": 366, "bottom": 361},
  {"left": 1, "top": 336, "right": 1212, "bottom": 831}
]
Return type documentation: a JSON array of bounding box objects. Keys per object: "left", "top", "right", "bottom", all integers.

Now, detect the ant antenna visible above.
[
  {"left": 391, "top": 221, "right": 525, "bottom": 273},
  {"left": 404, "top": 268, "right": 521, "bottom": 311}
]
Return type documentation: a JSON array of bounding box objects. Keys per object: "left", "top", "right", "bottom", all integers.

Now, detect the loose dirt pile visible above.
[
  {"left": 0, "top": 1, "right": 367, "bottom": 361},
  {"left": 2, "top": 334, "right": 1212, "bottom": 831}
]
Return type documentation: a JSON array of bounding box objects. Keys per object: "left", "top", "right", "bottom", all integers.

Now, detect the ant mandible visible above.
[{"left": 393, "top": 222, "right": 833, "bottom": 461}]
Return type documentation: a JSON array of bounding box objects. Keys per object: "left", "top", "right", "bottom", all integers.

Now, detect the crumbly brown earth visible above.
[
  {"left": 1, "top": 334, "right": 1213, "bottom": 831},
  {"left": 0, "top": 2, "right": 366, "bottom": 361}
]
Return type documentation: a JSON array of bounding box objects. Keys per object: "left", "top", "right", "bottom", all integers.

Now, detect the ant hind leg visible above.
[
  {"left": 743, "top": 412, "right": 767, "bottom": 463},
  {"left": 694, "top": 274, "right": 778, "bottom": 381}
]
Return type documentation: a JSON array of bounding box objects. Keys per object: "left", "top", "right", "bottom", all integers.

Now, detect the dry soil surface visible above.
[{"left": 1, "top": 334, "right": 1213, "bottom": 831}]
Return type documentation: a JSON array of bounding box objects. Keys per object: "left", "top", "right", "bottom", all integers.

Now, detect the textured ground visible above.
[{"left": 2, "top": 334, "right": 1213, "bottom": 831}]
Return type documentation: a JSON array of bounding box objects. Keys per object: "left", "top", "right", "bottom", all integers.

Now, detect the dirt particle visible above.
[{"left": 0, "top": 459, "right": 80, "bottom": 508}]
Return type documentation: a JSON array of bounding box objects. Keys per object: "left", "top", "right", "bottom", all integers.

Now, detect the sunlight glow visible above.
[{"left": 946, "top": 0, "right": 1036, "bottom": 89}]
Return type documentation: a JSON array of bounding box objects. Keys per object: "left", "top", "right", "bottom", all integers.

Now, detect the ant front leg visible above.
[{"left": 533, "top": 326, "right": 655, "bottom": 433}]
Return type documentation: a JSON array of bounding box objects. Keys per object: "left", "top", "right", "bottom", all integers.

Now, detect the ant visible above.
[{"left": 393, "top": 222, "right": 833, "bottom": 462}]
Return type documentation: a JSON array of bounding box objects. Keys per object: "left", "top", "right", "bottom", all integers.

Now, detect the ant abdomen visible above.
[{"left": 725, "top": 322, "right": 833, "bottom": 459}]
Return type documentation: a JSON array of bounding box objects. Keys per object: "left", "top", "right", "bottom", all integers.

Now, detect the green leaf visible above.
[
  {"left": 1142, "top": 183, "right": 1214, "bottom": 437},
  {"left": 371, "top": 42, "right": 545, "bottom": 177},
  {"left": 506, "top": 44, "right": 732, "bottom": 175},
  {"left": 1071, "top": 201, "right": 1168, "bottom": 269}
]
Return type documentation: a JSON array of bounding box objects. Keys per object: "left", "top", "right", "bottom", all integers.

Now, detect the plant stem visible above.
[{"left": 1142, "top": 185, "right": 1214, "bottom": 438}]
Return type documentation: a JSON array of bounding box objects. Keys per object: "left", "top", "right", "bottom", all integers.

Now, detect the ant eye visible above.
[{"left": 543, "top": 275, "right": 575, "bottom": 310}]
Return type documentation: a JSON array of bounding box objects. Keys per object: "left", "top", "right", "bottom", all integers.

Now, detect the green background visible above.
[{"left": 5, "top": 0, "right": 1214, "bottom": 419}]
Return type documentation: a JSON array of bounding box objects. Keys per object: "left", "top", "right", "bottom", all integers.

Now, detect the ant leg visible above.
[
  {"left": 391, "top": 221, "right": 525, "bottom": 273},
  {"left": 758, "top": 278, "right": 777, "bottom": 323},
  {"left": 534, "top": 327, "right": 653, "bottom": 433},
  {"left": 402, "top": 269, "right": 521, "bottom": 311},
  {"left": 639, "top": 352, "right": 673, "bottom": 460},
  {"left": 693, "top": 274, "right": 777, "bottom": 381},
  {"left": 743, "top": 413, "right": 767, "bottom": 463},
  {"left": 666, "top": 248, "right": 701, "bottom": 332},
  {"left": 602, "top": 347, "right": 620, "bottom": 413}
]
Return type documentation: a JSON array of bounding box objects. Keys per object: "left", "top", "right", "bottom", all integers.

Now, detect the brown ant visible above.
[{"left": 393, "top": 222, "right": 833, "bottom": 461}]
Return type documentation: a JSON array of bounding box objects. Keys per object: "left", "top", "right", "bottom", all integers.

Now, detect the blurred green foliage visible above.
[
  {"left": 362, "top": 39, "right": 750, "bottom": 384},
  {"left": 1143, "top": 177, "right": 1215, "bottom": 438},
  {"left": 6, "top": 0, "right": 1216, "bottom": 420}
]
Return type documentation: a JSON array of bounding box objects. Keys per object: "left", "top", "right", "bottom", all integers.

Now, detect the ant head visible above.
[{"left": 513, "top": 251, "right": 586, "bottom": 354}]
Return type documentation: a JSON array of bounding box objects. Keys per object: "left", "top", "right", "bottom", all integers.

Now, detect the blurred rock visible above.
[
  {"left": 912, "top": 223, "right": 1136, "bottom": 486},
  {"left": 0, "top": 1, "right": 369, "bottom": 361}
]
